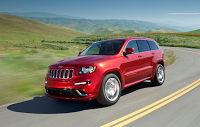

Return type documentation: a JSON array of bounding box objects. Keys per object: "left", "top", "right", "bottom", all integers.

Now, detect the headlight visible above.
[{"left": 78, "top": 66, "right": 96, "bottom": 75}]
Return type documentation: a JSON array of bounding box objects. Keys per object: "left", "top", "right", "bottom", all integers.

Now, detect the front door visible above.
[{"left": 122, "top": 40, "right": 144, "bottom": 86}]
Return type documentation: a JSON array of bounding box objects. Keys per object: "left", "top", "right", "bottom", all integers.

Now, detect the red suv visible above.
[{"left": 45, "top": 37, "right": 165, "bottom": 105}]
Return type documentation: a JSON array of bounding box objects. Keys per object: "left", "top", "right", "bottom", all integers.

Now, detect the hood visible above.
[{"left": 50, "top": 55, "right": 115, "bottom": 68}]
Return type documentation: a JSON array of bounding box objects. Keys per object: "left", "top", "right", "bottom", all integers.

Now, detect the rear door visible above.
[
  {"left": 147, "top": 40, "right": 160, "bottom": 76},
  {"left": 136, "top": 40, "right": 153, "bottom": 78}
]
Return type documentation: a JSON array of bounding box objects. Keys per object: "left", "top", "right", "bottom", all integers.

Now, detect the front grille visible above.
[{"left": 49, "top": 69, "right": 74, "bottom": 79}]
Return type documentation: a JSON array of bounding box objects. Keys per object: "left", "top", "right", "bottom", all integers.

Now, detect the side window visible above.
[
  {"left": 137, "top": 40, "right": 150, "bottom": 52},
  {"left": 126, "top": 40, "right": 139, "bottom": 53},
  {"left": 147, "top": 40, "right": 159, "bottom": 50}
]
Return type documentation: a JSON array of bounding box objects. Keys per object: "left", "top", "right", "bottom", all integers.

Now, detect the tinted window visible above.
[
  {"left": 148, "top": 40, "right": 159, "bottom": 50},
  {"left": 126, "top": 40, "right": 139, "bottom": 53},
  {"left": 137, "top": 40, "right": 150, "bottom": 52},
  {"left": 80, "top": 40, "right": 125, "bottom": 56}
]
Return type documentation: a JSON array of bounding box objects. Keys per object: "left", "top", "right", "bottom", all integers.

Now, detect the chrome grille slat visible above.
[
  {"left": 49, "top": 70, "right": 52, "bottom": 78},
  {"left": 69, "top": 69, "right": 73, "bottom": 79},
  {"left": 54, "top": 70, "right": 57, "bottom": 78},
  {"left": 49, "top": 69, "right": 73, "bottom": 79},
  {"left": 53, "top": 70, "right": 55, "bottom": 78},
  {"left": 57, "top": 70, "right": 60, "bottom": 79},
  {"left": 65, "top": 69, "right": 69, "bottom": 79},
  {"left": 61, "top": 70, "right": 64, "bottom": 79}
]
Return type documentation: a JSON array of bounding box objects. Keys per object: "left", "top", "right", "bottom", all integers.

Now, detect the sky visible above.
[{"left": 0, "top": 0, "right": 200, "bottom": 25}]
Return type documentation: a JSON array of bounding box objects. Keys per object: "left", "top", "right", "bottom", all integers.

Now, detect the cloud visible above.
[{"left": 168, "top": 13, "right": 200, "bottom": 15}]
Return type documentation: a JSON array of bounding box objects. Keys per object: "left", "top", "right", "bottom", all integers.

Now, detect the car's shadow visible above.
[{"left": 7, "top": 81, "right": 156, "bottom": 114}]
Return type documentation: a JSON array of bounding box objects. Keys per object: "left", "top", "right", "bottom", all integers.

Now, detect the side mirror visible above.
[{"left": 124, "top": 48, "right": 135, "bottom": 56}]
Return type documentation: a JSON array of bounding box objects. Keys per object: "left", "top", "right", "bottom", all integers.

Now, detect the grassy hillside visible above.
[
  {"left": 122, "top": 29, "right": 143, "bottom": 34},
  {"left": 92, "top": 27, "right": 143, "bottom": 34},
  {"left": 0, "top": 13, "right": 87, "bottom": 43},
  {"left": 146, "top": 27, "right": 182, "bottom": 33},
  {"left": 29, "top": 17, "right": 161, "bottom": 33},
  {"left": 93, "top": 27, "right": 182, "bottom": 34},
  {"left": 187, "top": 29, "right": 200, "bottom": 33}
]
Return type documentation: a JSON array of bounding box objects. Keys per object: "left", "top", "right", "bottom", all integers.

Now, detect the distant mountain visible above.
[
  {"left": 0, "top": 13, "right": 87, "bottom": 43},
  {"left": 92, "top": 27, "right": 143, "bottom": 34},
  {"left": 146, "top": 27, "right": 182, "bottom": 33},
  {"left": 28, "top": 17, "right": 161, "bottom": 34},
  {"left": 187, "top": 24, "right": 200, "bottom": 31},
  {"left": 3, "top": 12, "right": 193, "bottom": 34},
  {"left": 156, "top": 21, "right": 200, "bottom": 32},
  {"left": 122, "top": 29, "right": 143, "bottom": 34},
  {"left": 187, "top": 29, "right": 200, "bottom": 33},
  {"left": 0, "top": 12, "right": 82, "bottom": 19}
]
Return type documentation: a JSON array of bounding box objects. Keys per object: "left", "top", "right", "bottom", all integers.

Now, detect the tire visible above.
[
  {"left": 97, "top": 73, "right": 121, "bottom": 106},
  {"left": 151, "top": 64, "right": 165, "bottom": 86}
]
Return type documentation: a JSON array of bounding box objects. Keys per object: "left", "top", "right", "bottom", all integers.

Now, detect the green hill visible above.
[
  {"left": 146, "top": 27, "right": 182, "bottom": 33},
  {"left": 121, "top": 29, "right": 143, "bottom": 34},
  {"left": 92, "top": 27, "right": 143, "bottom": 34},
  {"left": 92, "top": 27, "right": 124, "bottom": 34},
  {"left": 29, "top": 17, "right": 161, "bottom": 34},
  {"left": 187, "top": 29, "right": 200, "bottom": 33},
  {"left": 0, "top": 13, "right": 87, "bottom": 43}
]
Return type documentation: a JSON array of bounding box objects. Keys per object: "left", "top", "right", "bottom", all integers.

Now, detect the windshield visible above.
[{"left": 80, "top": 40, "right": 125, "bottom": 56}]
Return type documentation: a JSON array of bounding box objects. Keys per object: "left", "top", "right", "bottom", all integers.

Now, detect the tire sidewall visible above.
[
  {"left": 156, "top": 64, "right": 165, "bottom": 85},
  {"left": 98, "top": 73, "right": 121, "bottom": 105}
]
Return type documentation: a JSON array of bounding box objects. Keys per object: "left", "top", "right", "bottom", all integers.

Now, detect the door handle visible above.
[
  {"left": 138, "top": 55, "right": 142, "bottom": 57},
  {"left": 151, "top": 52, "right": 155, "bottom": 55}
]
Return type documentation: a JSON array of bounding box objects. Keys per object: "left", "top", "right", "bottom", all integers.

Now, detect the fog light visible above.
[
  {"left": 74, "top": 82, "right": 87, "bottom": 85},
  {"left": 74, "top": 81, "right": 92, "bottom": 85}
]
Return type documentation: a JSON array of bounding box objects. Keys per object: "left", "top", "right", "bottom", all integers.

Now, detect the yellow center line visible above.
[
  {"left": 101, "top": 48, "right": 200, "bottom": 127},
  {"left": 114, "top": 81, "right": 200, "bottom": 127},
  {"left": 101, "top": 79, "right": 200, "bottom": 127}
]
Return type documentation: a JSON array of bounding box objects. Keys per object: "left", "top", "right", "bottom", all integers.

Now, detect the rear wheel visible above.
[
  {"left": 151, "top": 64, "right": 165, "bottom": 86},
  {"left": 97, "top": 73, "right": 121, "bottom": 106}
]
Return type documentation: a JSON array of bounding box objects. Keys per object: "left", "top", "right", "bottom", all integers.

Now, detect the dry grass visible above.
[{"left": 164, "top": 50, "right": 176, "bottom": 66}]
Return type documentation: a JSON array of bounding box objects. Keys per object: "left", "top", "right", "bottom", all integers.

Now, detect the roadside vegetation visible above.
[
  {"left": 0, "top": 44, "right": 89, "bottom": 105},
  {"left": 70, "top": 33, "right": 200, "bottom": 49},
  {"left": 164, "top": 50, "right": 176, "bottom": 66}
]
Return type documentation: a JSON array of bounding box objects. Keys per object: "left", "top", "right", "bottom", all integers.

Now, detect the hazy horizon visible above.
[{"left": 1, "top": 0, "right": 200, "bottom": 26}]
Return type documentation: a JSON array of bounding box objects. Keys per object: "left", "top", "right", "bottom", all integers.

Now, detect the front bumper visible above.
[
  {"left": 45, "top": 87, "right": 97, "bottom": 101},
  {"left": 45, "top": 72, "right": 102, "bottom": 101}
]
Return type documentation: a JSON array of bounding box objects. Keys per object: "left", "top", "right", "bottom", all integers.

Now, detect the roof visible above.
[{"left": 98, "top": 37, "right": 155, "bottom": 42}]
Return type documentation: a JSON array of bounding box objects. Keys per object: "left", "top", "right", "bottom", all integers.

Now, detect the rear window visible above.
[
  {"left": 137, "top": 40, "right": 150, "bottom": 52},
  {"left": 147, "top": 40, "right": 159, "bottom": 50}
]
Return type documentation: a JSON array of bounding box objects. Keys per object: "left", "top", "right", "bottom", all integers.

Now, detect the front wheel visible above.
[
  {"left": 97, "top": 73, "right": 121, "bottom": 106},
  {"left": 151, "top": 64, "right": 165, "bottom": 86}
]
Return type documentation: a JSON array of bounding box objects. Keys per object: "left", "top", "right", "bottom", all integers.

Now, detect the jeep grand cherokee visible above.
[{"left": 45, "top": 37, "right": 165, "bottom": 105}]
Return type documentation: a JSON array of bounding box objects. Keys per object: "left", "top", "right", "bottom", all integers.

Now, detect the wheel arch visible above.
[
  {"left": 158, "top": 60, "right": 165, "bottom": 69},
  {"left": 102, "top": 69, "right": 124, "bottom": 89}
]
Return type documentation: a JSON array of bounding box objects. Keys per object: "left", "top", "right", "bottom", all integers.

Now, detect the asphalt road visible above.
[{"left": 1, "top": 47, "right": 200, "bottom": 127}]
